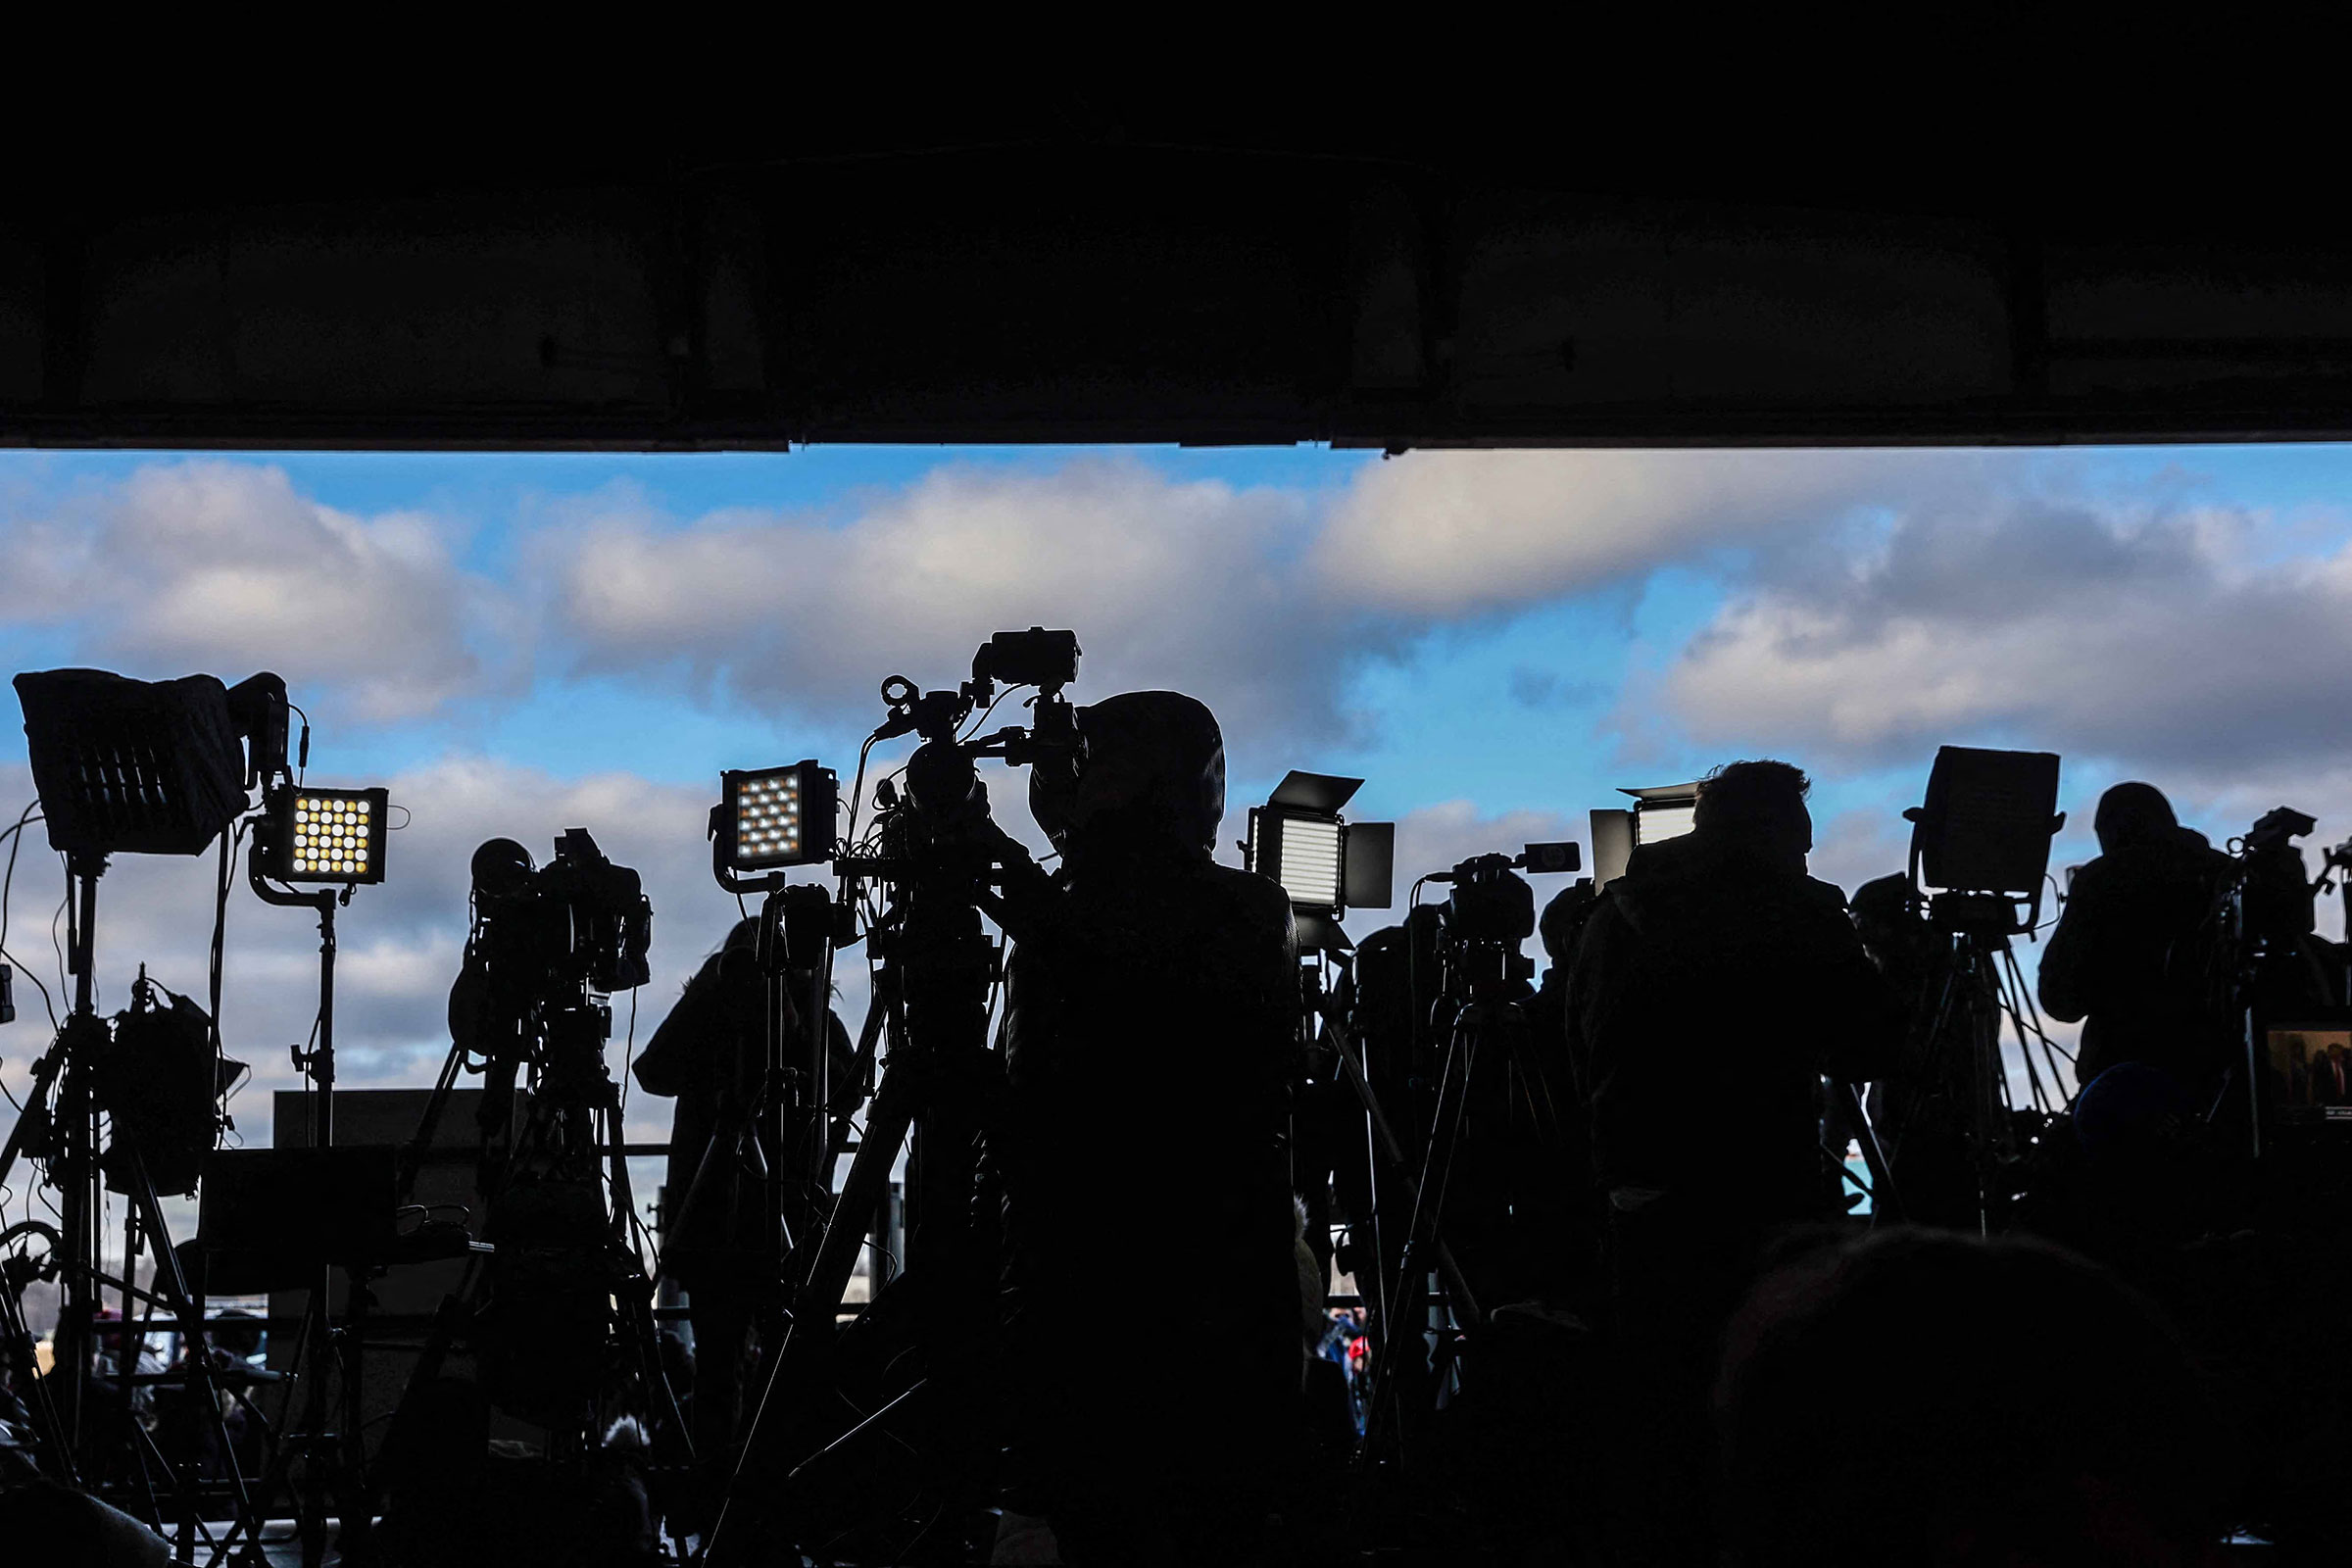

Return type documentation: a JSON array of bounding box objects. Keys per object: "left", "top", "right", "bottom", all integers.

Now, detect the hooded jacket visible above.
[
  {"left": 1569, "top": 831, "right": 1901, "bottom": 1223},
  {"left": 2037, "top": 824, "right": 2233, "bottom": 1089}
]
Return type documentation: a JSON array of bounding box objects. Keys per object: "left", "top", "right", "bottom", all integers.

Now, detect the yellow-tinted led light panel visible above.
[
  {"left": 266, "top": 787, "right": 389, "bottom": 885},
  {"left": 721, "top": 762, "right": 837, "bottom": 871}
]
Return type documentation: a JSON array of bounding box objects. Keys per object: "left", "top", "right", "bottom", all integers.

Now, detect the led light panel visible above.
[
  {"left": 1250, "top": 808, "right": 1346, "bottom": 912},
  {"left": 721, "top": 761, "right": 837, "bottom": 873},
  {"left": 265, "top": 786, "right": 389, "bottom": 885},
  {"left": 1633, "top": 801, "right": 1696, "bottom": 845}
]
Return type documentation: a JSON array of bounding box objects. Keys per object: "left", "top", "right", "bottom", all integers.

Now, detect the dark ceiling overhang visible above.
[{"left": 9, "top": 93, "right": 2350, "bottom": 452}]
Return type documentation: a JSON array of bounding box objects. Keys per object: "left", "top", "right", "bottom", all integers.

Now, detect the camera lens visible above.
[
  {"left": 906, "top": 739, "right": 979, "bottom": 816},
  {"left": 470, "top": 838, "right": 536, "bottom": 898}
]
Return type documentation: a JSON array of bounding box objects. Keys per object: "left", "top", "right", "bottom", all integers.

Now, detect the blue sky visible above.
[{"left": 8, "top": 440, "right": 2352, "bottom": 1148}]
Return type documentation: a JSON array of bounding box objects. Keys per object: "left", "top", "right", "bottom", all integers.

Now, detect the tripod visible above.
[
  {"left": 701, "top": 833, "right": 1001, "bottom": 1564},
  {"left": 1296, "top": 955, "right": 1482, "bottom": 1447},
  {"left": 0, "top": 852, "right": 265, "bottom": 1557},
  {"left": 1884, "top": 893, "right": 2069, "bottom": 1232},
  {"left": 402, "top": 974, "right": 691, "bottom": 1458},
  {"left": 1357, "top": 926, "right": 1553, "bottom": 1457}
]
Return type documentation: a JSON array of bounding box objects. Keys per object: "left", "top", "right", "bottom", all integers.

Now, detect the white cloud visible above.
[
  {"left": 0, "top": 461, "right": 499, "bottom": 721},
  {"left": 1311, "top": 448, "right": 1954, "bottom": 618},
  {"left": 535, "top": 459, "right": 1396, "bottom": 760},
  {"left": 1656, "top": 490, "right": 2352, "bottom": 780}
]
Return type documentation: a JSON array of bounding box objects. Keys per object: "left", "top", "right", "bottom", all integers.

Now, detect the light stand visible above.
[
  {"left": 241, "top": 848, "right": 372, "bottom": 1568},
  {"left": 5, "top": 670, "right": 274, "bottom": 1554},
  {"left": 707, "top": 763, "right": 847, "bottom": 1314},
  {"left": 1886, "top": 747, "right": 2067, "bottom": 1231}
]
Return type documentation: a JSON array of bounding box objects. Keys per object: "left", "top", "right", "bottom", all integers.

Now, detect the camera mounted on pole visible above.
[{"left": 702, "top": 629, "right": 1085, "bottom": 1563}]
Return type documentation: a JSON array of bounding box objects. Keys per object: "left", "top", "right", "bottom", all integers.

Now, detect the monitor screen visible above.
[{"left": 2264, "top": 1024, "right": 2352, "bottom": 1126}]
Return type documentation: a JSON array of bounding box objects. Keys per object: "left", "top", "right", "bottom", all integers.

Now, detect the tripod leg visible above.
[
  {"left": 1337, "top": 1034, "right": 1484, "bottom": 1469},
  {"left": 121, "top": 1153, "right": 269, "bottom": 1560},
  {"left": 702, "top": 1047, "right": 921, "bottom": 1566},
  {"left": 601, "top": 1102, "right": 695, "bottom": 1472},
  {"left": 394, "top": 1037, "right": 472, "bottom": 1203},
  {"left": 1333, "top": 1047, "right": 1483, "bottom": 1329},
  {"left": 0, "top": 1252, "right": 78, "bottom": 1485},
  {"left": 1834, "top": 1080, "right": 1904, "bottom": 1222},
  {"left": 822, "top": 1000, "right": 889, "bottom": 1168}
]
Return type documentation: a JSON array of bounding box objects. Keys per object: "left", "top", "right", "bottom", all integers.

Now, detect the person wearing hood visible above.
[
  {"left": 1567, "top": 759, "right": 1902, "bottom": 1565},
  {"left": 1571, "top": 760, "right": 1901, "bottom": 1251},
  {"left": 2037, "top": 782, "right": 2235, "bottom": 1094},
  {"left": 979, "top": 691, "right": 1303, "bottom": 1564}
]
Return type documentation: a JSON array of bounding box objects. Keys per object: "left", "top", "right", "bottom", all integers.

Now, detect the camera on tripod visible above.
[
  {"left": 1425, "top": 843, "right": 1582, "bottom": 991},
  {"left": 877, "top": 626, "right": 1085, "bottom": 823},
  {"left": 453, "top": 829, "right": 653, "bottom": 1093},
  {"left": 469, "top": 828, "right": 652, "bottom": 999}
]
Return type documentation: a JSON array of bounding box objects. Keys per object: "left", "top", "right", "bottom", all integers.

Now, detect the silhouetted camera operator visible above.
[
  {"left": 1568, "top": 760, "right": 1902, "bottom": 1564},
  {"left": 2037, "top": 782, "right": 2237, "bottom": 1095},
  {"left": 976, "top": 691, "right": 1303, "bottom": 1564},
  {"left": 1572, "top": 761, "right": 1899, "bottom": 1296}
]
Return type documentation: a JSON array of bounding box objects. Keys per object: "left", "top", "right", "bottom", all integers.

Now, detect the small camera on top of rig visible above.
[
  {"left": 1430, "top": 842, "right": 1581, "bottom": 950},
  {"left": 975, "top": 626, "right": 1079, "bottom": 693},
  {"left": 469, "top": 827, "right": 652, "bottom": 997}
]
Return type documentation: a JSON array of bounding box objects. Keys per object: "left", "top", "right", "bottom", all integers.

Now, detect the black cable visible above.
[
  {"left": 286, "top": 701, "right": 311, "bottom": 788},
  {"left": 844, "top": 732, "right": 881, "bottom": 852},
  {"left": 958, "top": 682, "right": 1026, "bottom": 741},
  {"left": 49, "top": 872, "right": 70, "bottom": 1008},
  {"left": 0, "top": 805, "right": 58, "bottom": 1030},
  {"left": 207, "top": 820, "right": 244, "bottom": 1111},
  {"left": 618, "top": 987, "right": 639, "bottom": 1123}
]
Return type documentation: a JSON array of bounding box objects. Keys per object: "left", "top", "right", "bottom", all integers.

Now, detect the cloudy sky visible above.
[{"left": 6, "top": 440, "right": 2352, "bottom": 1193}]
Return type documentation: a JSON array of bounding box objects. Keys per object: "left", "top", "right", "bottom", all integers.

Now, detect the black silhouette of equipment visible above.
[
  {"left": 1, "top": 669, "right": 282, "bottom": 1557},
  {"left": 1886, "top": 747, "right": 2069, "bottom": 1227},
  {"left": 701, "top": 631, "right": 1083, "bottom": 1564}
]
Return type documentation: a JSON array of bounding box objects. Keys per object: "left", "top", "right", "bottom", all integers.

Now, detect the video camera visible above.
[
  {"left": 2231, "top": 805, "right": 2320, "bottom": 953},
  {"left": 1424, "top": 843, "right": 1582, "bottom": 991},
  {"left": 466, "top": 828, "right": 652, "bottom": 1007},
  {"left": 873, "top": 627, "right": 1084, "bottom": 822},
  {"left": 2245, "top": 805, "right": 2318, "bottom": 858}
]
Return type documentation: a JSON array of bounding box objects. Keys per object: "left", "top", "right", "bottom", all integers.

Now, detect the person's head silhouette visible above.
[
  {"left": 1693, "top": 759, "right": 1813, "bottom": 874},
  {"left": 1045, "top": 691, "right": 1225, "bottom": 871},
  {"left": 1718, "top": 1229, "right": 2221, "bottom": 1568},
  {"left": 2092, "top": 781, "right": 2179, "bottom": 856}
]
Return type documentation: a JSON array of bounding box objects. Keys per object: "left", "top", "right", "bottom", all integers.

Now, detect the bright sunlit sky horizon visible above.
[{"left": 8, "top": 439, "right": 2352, "bottom": 1147}]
